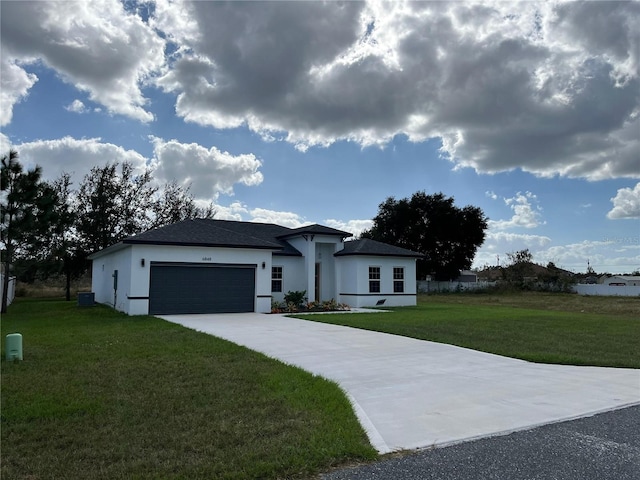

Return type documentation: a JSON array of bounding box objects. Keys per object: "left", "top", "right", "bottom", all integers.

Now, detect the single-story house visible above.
[
  {"left": 601, "top": 275, "right": 640, "bottom": 286},
  {"left": 89, "top": 219, "right": 423, "bottom": 315}
]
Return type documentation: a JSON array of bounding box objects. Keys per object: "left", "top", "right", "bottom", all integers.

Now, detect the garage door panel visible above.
[{"left": 149, "top": 264, "right": 255, "bottom": 315}]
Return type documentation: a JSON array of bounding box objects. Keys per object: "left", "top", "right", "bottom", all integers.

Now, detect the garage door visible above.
[{"left": 149, "top": 263, "right": 255, "bottom": 315}]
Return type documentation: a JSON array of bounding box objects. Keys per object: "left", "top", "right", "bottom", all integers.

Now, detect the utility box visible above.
[
  {"left": 6, "top": 333, "right": 23, "bottom": 361},
  {"left": 78, "top": 292, "right": 95, "bottom": 307}
]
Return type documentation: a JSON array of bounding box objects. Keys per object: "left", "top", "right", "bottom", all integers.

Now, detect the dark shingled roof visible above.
[
  {"left": 91, "top": 219, "right": 419, "bottom": 260},
  {"left": 334, "top": 238, "right": 424, "bottom": 258},
  {"left": 122, "top": 219, "right": 300, "bottom": 255},
  {"left": 277, "top": 224, "right": 352, "bottom": 239}
]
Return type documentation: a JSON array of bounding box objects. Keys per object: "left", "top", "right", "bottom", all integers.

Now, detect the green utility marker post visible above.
[{"left": 5, "top": 333, "right": 23, "bottom": 361}]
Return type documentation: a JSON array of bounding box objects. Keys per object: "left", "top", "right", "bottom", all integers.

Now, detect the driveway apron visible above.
[{"left": 159, "top": 313, "right": 640, "bottom": 454}]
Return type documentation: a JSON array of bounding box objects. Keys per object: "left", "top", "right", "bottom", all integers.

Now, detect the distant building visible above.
[
  {"left": 603, "top": 276, "right": 640, "bottom": 286},
  {"left": 456, "top": 270, "right": 478, "bottom": 282}
]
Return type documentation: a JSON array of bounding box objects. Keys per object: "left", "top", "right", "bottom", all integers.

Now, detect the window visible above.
[
  {"left": 369, "top": 266, "right": 381, "bottom": 293},
  {"left": 393, "top": 267, "right": 404, "bottom": 293},
  {"left": 272, "top": 266, "right": 283, "bottom": 292}
]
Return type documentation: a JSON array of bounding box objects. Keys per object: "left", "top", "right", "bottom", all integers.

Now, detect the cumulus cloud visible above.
[
  {"left": 11, "top": 136, "right": 265, "bottom": 205},
  {"left": 14, "top": 136, "right": 148, "bottom": 186},
  {"left": 0, "top": 132, "right": 11, "bottom": 154},
  {"left": 150, "top": 0, "right": 638, "bottom": 180},
  {"left": 607, "top": 183, "right": 640, "bottom": 219},
  {"left": 0, "top": 58, "right": 37, "bottom": 126},
  {"left": 537, "top": 240, "right": 640, "bottom": 273},
  {"left": 473, "top": 231, "right": 552, "bottom": 268},
  {"left": 489, "top": 192, "right": 545, "bottom": 230},
  {"left": 149, "top": 137, "right": 263, "bottom": 200},
  {"left": 0, "top": 0, "right": 165, "bottom": 122},
  {"left": 247, "top": 208, "right": 309, "bottom": 229},
  {"left": 324, "top": 219, "right": 373, "bottom": 237},
  {"left": 2, "top": 1, "right": 638, "bottom": 181},
  {"left": 65, "top": 100, "right": 88, "bottom": 114}
]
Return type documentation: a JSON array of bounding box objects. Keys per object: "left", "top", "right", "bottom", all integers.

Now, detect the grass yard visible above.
[
  {"left": 295, "top": 292, "right": 640, "bottom": 369},
  {"left": 1, "top": 299, "right": 376, "bottom": 480}
]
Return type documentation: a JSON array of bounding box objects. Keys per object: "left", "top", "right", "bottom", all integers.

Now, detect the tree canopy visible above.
[
  {"left": 1, "top": 150, "right": 61, "bottom": 312},
  {"left": 362, "top": 191, "right": 488, "bottom": 280},
  {"left": 1, "top": 153, "right": 216, "bottom": 306}
]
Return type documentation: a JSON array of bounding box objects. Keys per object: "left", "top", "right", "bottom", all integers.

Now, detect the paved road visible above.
[{"left": 322, "top": 405, "right": 640, "bottom": 480}]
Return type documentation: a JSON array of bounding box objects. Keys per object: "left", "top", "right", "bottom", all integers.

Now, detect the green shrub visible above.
[{"left": 284, "top": 290, "right": 307, "bottom": 307}]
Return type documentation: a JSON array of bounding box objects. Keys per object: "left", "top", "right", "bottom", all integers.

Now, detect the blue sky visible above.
[{"left": 1, "top": 0, "right": 639, "bottom": 274}]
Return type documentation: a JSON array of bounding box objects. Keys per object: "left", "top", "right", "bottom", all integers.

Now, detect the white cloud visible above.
[
  {"left": 0, "top": 132, "right": 12, "bottom": 154},
  {"left": 210, "top": 202, "right": 249, "bottom": 222},
  {"left": 65, "top": 100, "right": 88, "bottom": 114},
  {"left": 149, "top": 137, "right": 263, "bottom": 200},
  {"left": 324, "top": 219, "right": 372, "bottom": 237},
  {"left": 485, "top": 191, "right": 498, "bottom": 200},
  {"left": 0, "top": 59, "right": 38, "bottom": 126},
  {"left": 247, "top": 208, "right": 308, "bottom": 229},
  {"left": 537, "top": 240, "right": 640, "bottom": 274},
  {"left": 14, "top": 136, "right": 148, "bottom": 186},
  {"left": 2, "top": 1, "right": 638, "bottom": 181},
  {"left": 0, "top": 0, "right": 165, "bottom": 122},
  {"left": 489, "top": 192, "right": 544, "bottom": 230},
  {"left": 607, "top": 183, "right": 640, "bottom": 219},
  {"left": 150, "top": 1, "right": 638, "bottom": 180}
]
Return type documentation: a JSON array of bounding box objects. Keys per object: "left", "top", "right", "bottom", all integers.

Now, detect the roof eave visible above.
[{"left": 123, "top": 239, "right": 284, "bottom": 251}]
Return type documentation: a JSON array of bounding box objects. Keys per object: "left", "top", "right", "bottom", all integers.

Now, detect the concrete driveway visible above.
[{"left": 159, "top": 313, "right": 640, "bottom": 454}]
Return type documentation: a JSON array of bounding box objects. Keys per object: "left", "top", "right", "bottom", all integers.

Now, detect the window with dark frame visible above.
[
  {"left": 369, "top": 266, "right": 381, "bottom": 293},
  {"left": 393, "top": 267, "right": 404, "bottom": 293},
  {"left": 272, "top": 266, "right": 283, "bottom": 292}
]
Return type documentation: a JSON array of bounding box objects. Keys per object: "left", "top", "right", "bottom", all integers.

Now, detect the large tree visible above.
[
  {"left": 151, "top": 181, "right": 216, "bottom": 229},
  {"left": 1, "top": 150, "right": 60, "bottom": 312},
  {"left": 48, "top": 173, "right": 81, "bottom": 300},
  {"left": 75, "top": 162, "right": 157, "bottom": 255},
  {"left": 362, "top": 191, "right": 488, "bottom": 280}
]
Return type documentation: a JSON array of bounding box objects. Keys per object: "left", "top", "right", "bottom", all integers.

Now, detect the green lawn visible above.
[
  {"left": 3, "top": 293, "right": 638, "bottom": 479},
  {"left": 295, "top": 293, "right": 640, "bottom": 368},
  {"left": 1, "top": 299, "right": 376, "bottom": 480}
]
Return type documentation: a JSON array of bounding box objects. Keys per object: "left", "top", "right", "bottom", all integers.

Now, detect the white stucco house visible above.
[{"left": 89, "top": 219, "right": 423, "bottom": 315}]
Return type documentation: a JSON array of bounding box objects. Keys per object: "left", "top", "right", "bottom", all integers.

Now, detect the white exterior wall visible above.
[
  {"left": 338, "top": 256, "right": 418, "bottom": 308},
  {"left": 271, "top": 255, "right": 306, "bottom": 303},
  {"left": 316, "top": 242, "right": 340, "bottom": 301},
  {"left": 286, "top": 237, "right": 315, "bottom": 301},
  {"left": 285, "top": 235, "right": 344, "bottom": 302},
  {"left": 91, "top": 247, "right": 132, "bottom": 313},
  {"left": 92, "top": 244, "right": 274, "bottom": 315}
]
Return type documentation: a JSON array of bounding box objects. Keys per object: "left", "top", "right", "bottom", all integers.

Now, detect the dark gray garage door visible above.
[{"left": 149, "top": 263, "right": 255, "bottom": 315}]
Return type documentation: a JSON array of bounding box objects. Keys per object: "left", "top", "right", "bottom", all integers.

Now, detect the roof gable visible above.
[
  {"left": 277, "top": 224, "right": 351, "bottom": 239},
  {"left": 335, "top": 238, "right": 423, "bottom": 258}
]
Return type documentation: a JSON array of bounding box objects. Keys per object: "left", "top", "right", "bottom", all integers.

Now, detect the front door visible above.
[{"left": 315, "top": 262, "right": 321, "bottom": 301}]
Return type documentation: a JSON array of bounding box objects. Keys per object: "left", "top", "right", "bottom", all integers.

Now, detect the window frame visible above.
[
  {"left": 369, "top": 266, "right": 381, "bottom": 293},
  {"left": 271, "top": 266, "right": 283, "bottom": 293},
  {"left": 393, "top": 266, "right": 405, "bottom": 293}
]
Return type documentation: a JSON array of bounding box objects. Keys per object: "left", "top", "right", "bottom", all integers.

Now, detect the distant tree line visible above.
[
  {"left": 1, "top": 149, "right": 215, "bottom": 312},
  {"left": 477, "top": 249, "right": 577, "bottom": 292}
]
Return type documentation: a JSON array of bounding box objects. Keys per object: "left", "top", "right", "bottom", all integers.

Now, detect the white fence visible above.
[
  {"left": 417, "top": 280, "right": 496, "bottom": 293},
  {"left": 573, "top": 284, "right": 640, "bottom": 297}
]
